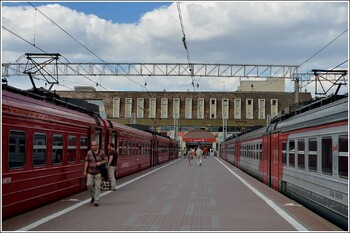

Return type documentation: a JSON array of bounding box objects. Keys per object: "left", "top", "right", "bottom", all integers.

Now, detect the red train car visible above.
[{"left": 2, "top": 84, "right": 178, "bottom": 220}]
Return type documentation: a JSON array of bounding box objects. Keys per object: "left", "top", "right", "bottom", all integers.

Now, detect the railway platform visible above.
[{"left": 2, "top": 156, "right": 344, "bottom": 231}]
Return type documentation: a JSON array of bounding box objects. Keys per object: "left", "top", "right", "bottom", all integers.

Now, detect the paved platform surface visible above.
[{"left": 2, "top": 156, "right": 344, "bottom": 231}]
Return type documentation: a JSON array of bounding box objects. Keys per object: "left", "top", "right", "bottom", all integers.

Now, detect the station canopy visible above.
[{"left": 182, "top": 129, "right": 216, "bottom": 143}]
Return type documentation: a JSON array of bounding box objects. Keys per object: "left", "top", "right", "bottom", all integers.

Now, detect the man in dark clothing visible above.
[{"left": 107, "top": 142, "right": 118, "bottom": 191}]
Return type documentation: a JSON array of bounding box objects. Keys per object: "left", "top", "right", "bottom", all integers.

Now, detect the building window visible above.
[
  {"left": 234, "top": 99, "right": 241, "bottom": 119},
  {"left": 137, "top": 98, "right": 144, "bottom": 118},
  {"left": 149, "top": 98, "right": 156, "bottom": 118},
  {"left": 185, "top": 98, "right": 192, "bottom": 119},
  {"left": 125, "top": 98, "right": 132, "bottom": 118},
  {"left": 113, "top": 97, "right": 120, "bottom": 118},
  {"left": 161, "top": 98, "right": 168, "bottom": 118},
  {"left": 246, "top": 99, "right": 253, "bottom": 119},
  {"left": 173, "top": 98, "right": 180, "bottom": 118},
  {"left": 271, "top": 99, "right": 278, "bottom": 118},
  {"left": 210, "top": 98, "right": 216, "bottom": 119},
  {"left": 222, "top": 98, "right": 229, "bottom": 119},
  {"left": 197, "top": 98, "right": 204, "bottom": 119},
  {"left": 258, "top": 99, "right": 265, "bottom": 119},
  {"left": 87, "top": 100, "right": 106, "bottom": 118}
]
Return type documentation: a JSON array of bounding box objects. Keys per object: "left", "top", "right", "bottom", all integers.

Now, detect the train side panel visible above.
[
  {"left": 278, "top": 123, "right": 348, "bottom": 229},
  {"left": 2, "top": 90, "right": 101, "bottom": 219},
  {"left": 220, "top": 95, "right": 348, "bottom": 230}
]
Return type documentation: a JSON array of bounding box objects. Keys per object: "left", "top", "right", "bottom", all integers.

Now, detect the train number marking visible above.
[
  {"left": 330, "top": 190, "right": 343, "bottom": 200},
  {"left": 121, "top": 162, "right": 130, "bottom": 168},
  {"left": 2, "top": 177, "right": 12, "bottom": 184}
]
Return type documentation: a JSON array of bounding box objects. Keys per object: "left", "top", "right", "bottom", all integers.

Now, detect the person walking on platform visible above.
[
  {"left": 84, "top": 140, "right": 107, "bottom": 207},
  {"left": 203, "top": 146, "right": 208, "bottom": 159},
  {"left": 187, "top": 148, "right": 193, "bottom": 165},
  {"left": 196, "top": 146, "right": 203, "bottom": 166},
  {"left": 107, "top": 142, "right": 118, "bottom": 191}
]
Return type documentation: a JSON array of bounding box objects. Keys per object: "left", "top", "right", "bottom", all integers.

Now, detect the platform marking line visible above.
[
  {"left": 15, "top": 158, "right": 180, "bottom": 231},
  {"left": 216, "top": 158, "right": 308, "bottom": 231}
]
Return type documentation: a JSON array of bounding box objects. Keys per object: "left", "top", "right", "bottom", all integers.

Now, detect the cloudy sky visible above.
[{"left": 1, "top": 1, "right": 349, "bottom": 96}]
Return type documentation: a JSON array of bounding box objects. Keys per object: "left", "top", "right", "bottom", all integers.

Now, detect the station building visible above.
[{"left": 56, "top": 81, "right": 312, "bottom": 152}]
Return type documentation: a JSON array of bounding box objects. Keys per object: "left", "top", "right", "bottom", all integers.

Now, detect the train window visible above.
[
  {"left": 322, "top": 137, "right": 332, "bottom": 175},
  {"left": 67, "top": 136, "right": 77, "bottom": 163},
  {"left": 33, "top": 133, "right": 47, "bottom": 166},
  {"left": 52, "top": 134, "right": 63, "bottom": 165},
  {"left": 123, "top": 139, "right": 127, "bottom": 156},
  {"left": 118, "top": 139, "right": 123, "bottom": 155},
  {"left": 80, "top": 137, "right": 88, "bottom": 162},
  {"left": 288, "top": 140, "right": 295, "bottom": 167},
  {"left": 281, "top": 141, "right": 287, "bottom": 165},
  {"left": 338, "top": 135, "right": 348, "bottom": 179},
  {"left": 112, "top": 133, "right": 117, "bottom": 146},
  {"left": 259, "top": 143, "right": 262, "bottom": 160},
  {"left": 128, "top": 141, "right": 131, "bottom": 156},
  {"left": 308, "top": 138, "right": 317, "bottom": 172},
  {"left": 138, "top": 143, "right": 141, "bottom": 155},
  {"left": 130, "top": 141, "right": 134, "bottom": 155},
  {"left": 297, "top": 139, "right": 305, "bottom": 169},
  {"left": 133, "top": 142, "right": 136, "bottom": 155},
  {"left": 8, "top": 131, "right": 26, "bottom": 168}
]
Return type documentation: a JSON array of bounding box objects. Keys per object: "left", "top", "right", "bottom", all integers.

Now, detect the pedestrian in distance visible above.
[
  {"left": 203, "top": 146, "right": 208, "bottom": 159},
  {"left": 187, "top": 149, "right": 193, "bottom": 165},
  {"left": 196, "top": 146, "right": 203, "bottom": 166},
  {"left": 107, "top": 142, "right": 118, "bottom": 191},
  {"left": 84, "top": 140, "right": 107, "bottom": 207}
]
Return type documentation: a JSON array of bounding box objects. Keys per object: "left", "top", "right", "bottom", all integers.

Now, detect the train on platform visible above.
[
  {"left": 220, "top": 93, "right": 348, "bottom": 230},
  {"left": 2, "top": 84, "right": 179, "bottom": 220}
]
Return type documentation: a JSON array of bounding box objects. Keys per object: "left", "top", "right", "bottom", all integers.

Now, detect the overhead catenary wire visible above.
[
  {"left": 2, "top": 26, "right": 109, "bottom": 91},
  {"left": 26, "top": 2, "right": 145, "bottom": 91},
  {"left": 298, "top": 28, "right": 348, "bottom": 68},
  {"left": 26, "top": 2, "right": 166, "bottom": 128},
  {"left": 177, "top": 2, "right": 196, "bottom": 91}
]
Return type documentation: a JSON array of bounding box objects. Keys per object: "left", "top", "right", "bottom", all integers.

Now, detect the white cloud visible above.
[{"left": 1, "top": 2, "right": 348, "bottom": 96}]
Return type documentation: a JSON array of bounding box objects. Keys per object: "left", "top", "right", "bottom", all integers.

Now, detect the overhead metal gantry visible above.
[
  {"left": 2, "top": 53, "right": 348, "bottom": 103},
  {"left": 2, "top": 58, "right": 299, "bottom": 79}
]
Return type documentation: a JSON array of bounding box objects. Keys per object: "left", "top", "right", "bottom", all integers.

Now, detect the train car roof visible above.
[
  {"left": 273, "top": 94, "right": 348, "bottom": 132},
  {"left": 2, "top": 84, "right": 100, "bottom": 125}
]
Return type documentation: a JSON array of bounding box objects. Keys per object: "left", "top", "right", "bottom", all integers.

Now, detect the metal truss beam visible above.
[{"left": 2, "top": 62, "right": 299, "bottom": 79}]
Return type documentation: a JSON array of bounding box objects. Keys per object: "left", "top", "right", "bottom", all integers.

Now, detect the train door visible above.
[
  {"left": 169, "top": 140, "right": 173, "bottom": 160},
  {"left": 90, "top": 127, "right": 103, "bottom": 150},
  {"left": 270, "top": 133, "right": 279, "bottom": 190},
  {"left": 262, "top": 134, "right": 271, "bottom": 186},
  {"left": 150, "top": 134, "right": 157, "bottom": 167},
  {"left": 110, "top": 131, "right": 117, "bottom": 146}
]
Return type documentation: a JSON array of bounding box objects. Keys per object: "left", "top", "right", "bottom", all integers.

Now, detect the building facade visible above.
[{"left": 56, "top": 88, "right": 312, "bottom": 151}]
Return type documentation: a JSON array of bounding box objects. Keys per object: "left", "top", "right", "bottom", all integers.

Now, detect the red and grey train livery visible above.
[
  {"left": 220, "top": 94, "right": 348, "bottom": 230},
  {"left": 2, "top": 84, "right": 178, "bottom": 220}
]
